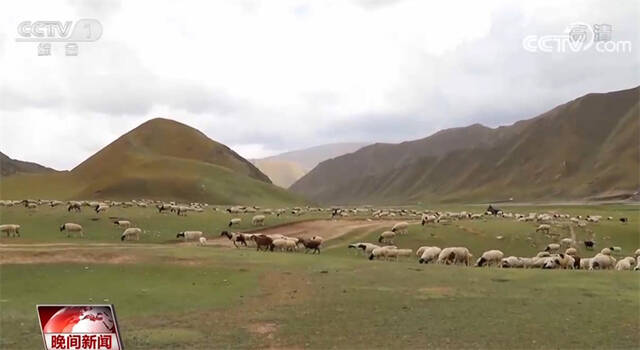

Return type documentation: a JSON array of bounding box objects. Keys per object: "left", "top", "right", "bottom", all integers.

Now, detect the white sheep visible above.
[
  {"left": 476, "top": 250, "right": 504, "bottom": 267},
  {"left": 356, "top": 243, "right": 380, "bottom": 256},
  {"left": 228, "top": 218, "right": 242, "bottom": 227},
  {"left": 0, "top": 224, "right": 20, "bottom": 237},
  {"left": 418, "top": 247, "right": 442, "bottom": 264},
  {"left": 560, "top": 238, "right": 574, "bottom": 247},
  {"left": 60, "top": 223, "right": 84, "bottom": 237},
  {"left": 438, "top": 247, "right": 472, "bottom": 266},
  {"left": 589, "top": 253, "right": 616, "bottom": 270},
  {"left": 500, "top": 256, "right": 524, "bottom": 268},
  {"left": 121, "top": 227, "right": 141, "bottom": 241},
  {"left": 270, "top": 238, "right": 290, "bottom": 252},
  {"left": 176, "top": 231, "right": 203, "bottom": 240},
  {"left": 113, "top": 220, "right": 131, "bottom": 229},
  {"left": 251, "top": 215, "right": 266, "bottom": 226},
  {"left": 378, "top": 231, "right": 396, "bottom": 244},
  {"left": 600, "top": 247, "right": 612, "bottom": 256},
  {"left": 535, "top": 224, "right": 551, "bottom": 234},
  {"left": 634, "top": 248, "right": 640, "bottom": 258},
  {"left": 564, "top": 247, "right": 578, "bottom": 257},
  {"left": 579, "top": 257, "right": 593, "bottom": 270},
  {"left": 369, "top": 246, "right": 389, "bottom": 260},
  {"left": 544, "top": 243, "right": 561, "bottom": 253},
  {"left": 634, "top": 256, "right": 640, "bottom": 271},
  {"left": 391, "top": 222, "right": 409, "bottom": 235},
  {"left": 199, "top": 237, "right": 207, "bottom": 246},
  {"left": 95, "top": 204, "right": 109, "bottom": 213},
  {"left": 615, "top": 257, "right": 636, "bottom": 271}
]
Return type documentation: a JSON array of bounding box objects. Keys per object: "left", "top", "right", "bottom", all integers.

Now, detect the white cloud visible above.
[{"left": 0, "top": 0, "right": 638, "bottom": 169}]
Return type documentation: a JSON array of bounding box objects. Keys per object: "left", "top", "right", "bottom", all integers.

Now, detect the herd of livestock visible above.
[{"left": 0, "top": 199, "right": 637, "bottom": 271}]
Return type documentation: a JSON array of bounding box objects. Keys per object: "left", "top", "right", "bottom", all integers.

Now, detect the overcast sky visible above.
[{"left": 1, "top": 0, "right": 638, "bottom": 170}]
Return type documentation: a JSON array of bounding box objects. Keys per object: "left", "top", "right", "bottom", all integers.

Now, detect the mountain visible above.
[
  {"left": 252, "top": 142, "right": 369, "bottom": 187},
  {"left": 290, "top": 86, "right": 640, "bottom": 204},
  {"left": 0, "top": 118, "right": 304, "bottom": 205},
  {"left": 0, "top": 152, "right": 57, "bottom": 177}
]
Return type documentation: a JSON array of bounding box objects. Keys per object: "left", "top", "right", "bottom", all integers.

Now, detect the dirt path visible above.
[{"left": 212, "top": 219, "right": 398, "bottom": 247}]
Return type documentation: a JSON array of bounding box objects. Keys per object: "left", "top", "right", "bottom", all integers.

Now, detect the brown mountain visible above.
[
  {"left": 290, "top": 86, "right": 640, "bottom": 204},
  {"left": 1, "top": 118, "right": 303, "bottom": 205},
  {"left": 0, "top": 152, "right": 57, "bottom": 177}
]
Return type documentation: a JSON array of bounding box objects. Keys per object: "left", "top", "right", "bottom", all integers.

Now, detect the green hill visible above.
[
  {"left": 290, "top": 86, "right": 640, "bottom": 204},
  {"left": 0, "top": 118, "right": 304, "bottom": 205}
]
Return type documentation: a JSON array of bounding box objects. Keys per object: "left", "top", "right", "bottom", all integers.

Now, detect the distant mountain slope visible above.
[
  {"left": 0, "top": 118, "right": 304, "bottom": 205},
  {"left": 0, "top": 152, "right": 57, "bottom": 177},
  {"left": 291, "top": 86, "right": 640, "bottom": 204},
  {"left": 253, "top": 142, "right": 369, "bottom": 188}
]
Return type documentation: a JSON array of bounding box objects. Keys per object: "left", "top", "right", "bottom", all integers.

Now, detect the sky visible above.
[{"left": 0, "top": 0, "right": 638, "bottom": 170}]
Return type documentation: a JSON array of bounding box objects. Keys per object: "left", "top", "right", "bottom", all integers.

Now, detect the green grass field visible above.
[{"left": 1, "top": 204, "right": 639, "bottom": 349}]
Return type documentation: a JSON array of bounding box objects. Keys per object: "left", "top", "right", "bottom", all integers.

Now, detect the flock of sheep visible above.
[{"left": 1, "top": 199, "right": 637, "bottom": 271}]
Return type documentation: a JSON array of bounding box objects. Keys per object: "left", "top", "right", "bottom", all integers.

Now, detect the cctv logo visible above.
[{"left": 16, "top": 19, "right": 102, "bottom": 42}]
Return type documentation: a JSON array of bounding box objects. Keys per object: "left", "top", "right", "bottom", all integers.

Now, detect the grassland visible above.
[{"left": 1, "top": 203, "right": 639, "bottom": 349}]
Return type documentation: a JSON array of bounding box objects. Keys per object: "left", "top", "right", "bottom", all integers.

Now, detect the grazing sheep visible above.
[
  {"left": 609, "top": 246, "right": 622, "bottom": 253},
  {"left": 113, "top": 220, "right": 131, "bottom": 229},
  {"left": 536, "top": 251, "right": 551, "bottom": 258},
  {"left": 67, "top": 202, "right": 82, "bottom": 212},
  {"left": 0, "top": 224, "right": 20, "bottom": 237},
  {"left": 356, "top": 243, "right": 380, "bottom": 256},
  {"left": 634, "top": 256, "right": 640, "bottom": 271},
  {"left": 589, "top": 253, "right": 616, "bottom": 270},
  {"left": 635, "top": 248, "right": 640, "bottom": 258},
  {"left": 378, "top": 231, "right": 396, "bottom": 244},
  {"left": 615, "top": 257, "right": 636, "bottom": 271},
  {"left": 535, "top": 224, "right": 551, "bottom": 234},
  {"left": 500, "top": 256, "right": 524, "bottom": 268},
  {"left": 121, "top": 227, "right": 141, "bottom": 241},
  {"left": 564, "top": 247, "right": 578, "bottom": 257},
  {"left": 438, "top": 247, "right": 472, "bottom": 266},
  {"left": 199, "top": 237, "right": 207, "bottom": 246},
  {"left": 176, "top": 231, "right": 203, "bottom": 241},
  {"left": 579, "top": 257, "right": 593, "bottom": 270},
  {"left": 584, "top": 240, "right": 595, "bottom": 250},
  {"left": 228, "top": 218, "right": 242, "bottom": 227},
  {"left": 60, "top": 223, "right": 84, "bottom": 238},
  {"left": 421, "top": 215, "right": 437, "bottom": 225},
  {"left": 544, "top": 243, "right": 561, "bottom": 253},
  {"left": 252, "top": 234, "right": 273, "bottom": 251},
  {"left": 220, "top": 231, "right": 248, "bottom": 247},
  {"left": 619, "top": 217, "right": 628, "bottom": 224},
  {"left": 476, "top": 250, "right": 504, "bottom": 267},
  {"left": 95, "top": 204, "right": 109, "bottom": 213},
  {"left": 369, "top": 246, "right": 390, "bottom": 260},
  {"left": 600, "top": 247, "right": 612, "bottom": 256},
  {"left": 251, "top": 215, "right": 266, "bottom": 226},
  {"left": 418, "top": 247, "right": 442, "bottom": 264},
  {"left": 560, "top": 238, "right": 574, "bottom": 247},
  {"left": 416, "top": 246, "right": 429, "bottom": 257},
  {"left": 391, "top": 222, "right": 409, "bottom": 235}
]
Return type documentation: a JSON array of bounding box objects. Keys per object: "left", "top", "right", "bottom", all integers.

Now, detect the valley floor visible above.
[{"left": 1, "top": 204, "right": 639, "bottom": 349}]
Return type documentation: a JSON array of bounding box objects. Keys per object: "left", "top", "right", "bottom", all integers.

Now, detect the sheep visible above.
[
  {"left": 564, "top": 247, "right": 578, "bottom": 257},
  {"left": 67, "top": 202, "right": 82, "bottom": 212},
  {"left": 535, "top": 224, "right": 551, "bottom": 234},
  {"left": 267, "top": 234, "right": 287, "bottom": 240},
  {"left": 615, "top": 257, "right": 636, "bottom": 271},
  {"left": 438, "top": 247, "right": 472, "bottom": 266},
  {"left": 589, "top": 253, "right": 616, "bottom": 270},
  {"left": 476, "top": 250, "right": 504, "bottom": 267},
  {"left": 378, "top": 231, "right": 396, "bottom": 244},
  {"left": 60, "top": 223, "right": 84, "bottom": 237},
  {"left": 421, "top": 214, "right": 437, "bottom": 225},
  {"left": 635, "top": 248, "right": 640, "bottom": 258},
  {"left": 113, "top": 220, "right": 131, "bottom": 229},
  {"left": 0, "top": 224, "right": 20, "bottom": 237},
  {"left": 619, "top": 217, "right": 628, "bottom": 224},
  {"left": 270, "top": 238, "right": 290, "bottom": 252},
  {"left": 536, "top": 251, "right": 551, "bottom": 258},
  {"left": 95, "top": 204, "right": 109, "bottom": 213},
  {"left": 251, "top": 215, "right": 266, "bottom": 226},
  {"left": 600, "top": 247, "right": 612, "bottom": 256},
  {"left": 579, "top": 257, "right": 593, "bottom": 270},
  {"left": 560, "top": 238, "right": 574, "bottom": 247},
  {"left": 391, "top": 222, "right": 409, "bottom": 235},
  {"left": 392, "top": 248, "right": 413, "bottom": 260},
  {"left": 500, "top": 256, "right": 524, "bottom": 268},
  {"left": 418, "top": 247, "right": 442, "bottom": 264},
  {"left": 544, "top": 243, "right": 561, "bottom": 253},
  {"left": 584, "top": 240, "right": 596, "bottom": 250},
  {"left": 120, "top": 227, "right": 141, "bottom": 241},
  {"left": 298, "top": 237, "right": 322, "bottom": 254},
  {"left": 356, "top": 243, "right": 380, "bottom": 256},
  {"left": 228, "top": 218, "right": 242, "bottom": 227},
  {"left": 369, "top": 246, "right": 390, "bottom": 260},
  {"left": 609, "top": 246, "right": 622, "bottom": 254},
  {"left": 634, "top": 256, "right": 640, "bottom": 271},
  {"left": 220, "top": 231, "right": 248, "bottom": 247},
  {"left": 199, "top": 237, "right": 207, "bottom": 246},
  {"left": 555, "top": 253, "right": 575, "bottom": 269},
  {"left": 416, "top": 246, "right": 430, "bottom": 257},
  {"left": 176, "top": 231, "right": 203, "bottom": 241},
  {"left": 252, "top": 234, "right": 273, "bottom": 251}
]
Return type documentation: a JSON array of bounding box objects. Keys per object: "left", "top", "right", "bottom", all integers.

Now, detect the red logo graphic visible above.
[{"left": 37, "top": 305, "right": 123, "bottom": 350}]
